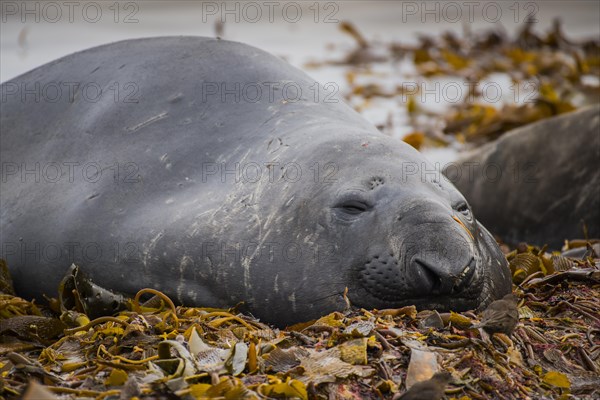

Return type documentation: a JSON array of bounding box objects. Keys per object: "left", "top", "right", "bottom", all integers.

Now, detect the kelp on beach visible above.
[
  {"left": 310, "top": 19, "right": 600, "bottom": 149},
  {"left": 1, "top": 239, "right": 599, "bottom": 400}
]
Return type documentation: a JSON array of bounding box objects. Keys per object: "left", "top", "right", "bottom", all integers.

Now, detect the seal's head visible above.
[{"left": 251, "top": 131, "right": 512, "bottom": 326}]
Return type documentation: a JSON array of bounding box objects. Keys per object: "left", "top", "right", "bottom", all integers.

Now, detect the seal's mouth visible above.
[{"left": 353, "top": 253, "right": 488, "bottom": 312}]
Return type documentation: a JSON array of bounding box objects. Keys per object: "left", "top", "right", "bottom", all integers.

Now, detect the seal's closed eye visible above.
[
  {"left": 338, "top": 200, "right": 370, "bottom": 215},
  {"left": 333, "top": 189, "right": 373, "bottom": 216}
]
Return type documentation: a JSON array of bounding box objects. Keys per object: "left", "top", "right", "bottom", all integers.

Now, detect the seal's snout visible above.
[
  {"left": 412, "top": 256, "right": 476, "bottom": 295},
  {"left": 355, "top": 199, "right": 484, "bottom": 306},
  {"left": 358, "top": 245, "right": 478, "bottom": 304}
]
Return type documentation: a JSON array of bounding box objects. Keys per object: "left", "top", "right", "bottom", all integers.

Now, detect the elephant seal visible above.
[
  {"left": 445, "top": 105, "right": 600, "bottom": 249},
  {"left": 0, "top": 37, "right": 511, "bottom": 326}
]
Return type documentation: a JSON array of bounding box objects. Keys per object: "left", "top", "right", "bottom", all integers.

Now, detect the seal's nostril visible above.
[{"left": 414, "top": 259, "right": 442, "bottom": 293}]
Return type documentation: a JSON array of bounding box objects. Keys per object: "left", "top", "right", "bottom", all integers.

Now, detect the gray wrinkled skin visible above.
[{"left": 0, "top": 37, "right": 511, "bottom": 326}]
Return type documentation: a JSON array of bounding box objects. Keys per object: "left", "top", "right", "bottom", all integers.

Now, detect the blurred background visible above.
[{"left": 2, "top": 0, "right": 599, "bottom": 162}]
